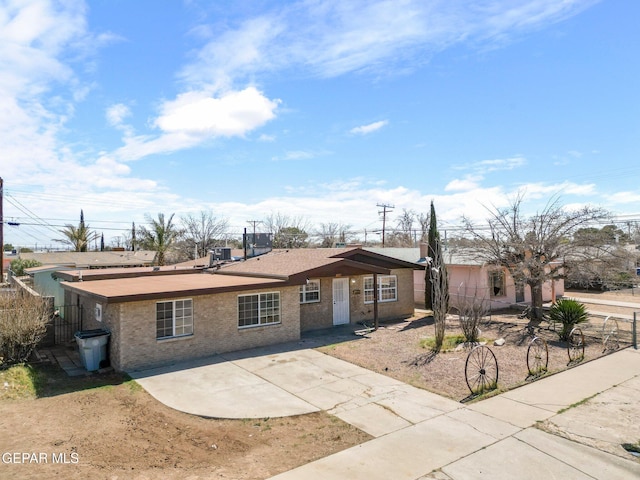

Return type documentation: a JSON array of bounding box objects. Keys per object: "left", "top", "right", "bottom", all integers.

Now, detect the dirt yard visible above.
[
  {"left": 316, "top": 289, "right": 639, "bottom": 402},
  {"left": 0, "top": 366, "right": 371, "bottom": 480}
]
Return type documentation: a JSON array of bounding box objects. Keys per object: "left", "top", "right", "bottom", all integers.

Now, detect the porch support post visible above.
[{"left": 373, "top": 273, "right": 379, "bottom": 330}]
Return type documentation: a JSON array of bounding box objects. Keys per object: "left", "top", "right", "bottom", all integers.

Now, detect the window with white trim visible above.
[
  {"left": 156, "top": 299, "right": 193, "bottom": 339},
  {"left": 238, "top": 292, "right": 281, "bottom": 328},
  {"left": 364, "top": 275, "right": 397, "bottom": 303},
  {"left": 299, "top": 279, "right": 320, "bottom": 303}
]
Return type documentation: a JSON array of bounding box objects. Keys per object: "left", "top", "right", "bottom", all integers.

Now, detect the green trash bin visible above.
[{"left": 74, "top": 329, "right": 110, "bottom": 371}]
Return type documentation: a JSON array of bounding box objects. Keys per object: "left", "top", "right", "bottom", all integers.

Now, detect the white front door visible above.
[{"left": 332, "top": 278, "right": 350, "bottom": 325}]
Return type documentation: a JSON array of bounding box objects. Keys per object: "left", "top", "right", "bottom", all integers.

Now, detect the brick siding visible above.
[
  {"left": 99, "top": 286, "right": 301, "bottom": 371},
  {"left": 301, "top": 269, "right": 415, "bottom": 332}
]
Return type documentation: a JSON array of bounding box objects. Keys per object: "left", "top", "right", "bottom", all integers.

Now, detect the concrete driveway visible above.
[{"left": 129, "top": 342, "right": 463, "bottom": 437}]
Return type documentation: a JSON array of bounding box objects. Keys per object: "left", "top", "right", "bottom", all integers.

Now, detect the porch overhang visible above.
[{"left": 288, "top": 258, "right": 390, "bottom": 284}]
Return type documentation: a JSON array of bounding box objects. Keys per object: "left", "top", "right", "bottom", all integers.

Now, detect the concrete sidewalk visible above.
[
  {"left": 269, "top": 348, "right": 640, "bottom": 479},
  {"left": 568, "top": 296, "right": 640, "bottom": 310},
  {"left": 568, "top": 296, "right": 639, "bottom": 321}
]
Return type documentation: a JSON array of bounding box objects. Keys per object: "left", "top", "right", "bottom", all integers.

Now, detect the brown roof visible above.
[
  {"left": 61, "top": 273, "right": 287, "bottom": 303},
  {"left": 219, "top": 247, "right": 418, "bottom": 282},
  {"left": 54, "top": 265, "right": 204, "bottom": 282},
  {"left": 59, "top": 248, "right": 419, "bottom": 303}
]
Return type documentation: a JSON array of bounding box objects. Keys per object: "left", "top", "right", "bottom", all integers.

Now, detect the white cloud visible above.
[
  {"left": 100, "top": 87, "right": 281, "bottom": 162},
  {"left": 444, "top": 176, "right": 482, "bottom": 192},
  {"left": 516, "top": 181, "right": 597, "bottom": 199},
  {"left": 476, "top": 156, "right": 526, "bottom": 171},
  {"left": 180, "top": 16, "right": 284, "bottom": 90},
  {"left": 0, "top": 0, "right": 92, "bottom": 185},
  {"left": 0, "top": 0, "right": 86, "bottom": 94},
  {"left": 106, "top": 103, "right": 131, "bottom": 128},
  {"left": 179, "top": 1, "right": 597, "bottom": 85},
  {"left": 154, "top": 87, "right": 280, "bottom": 137},
  {"left": 350, "top": 120, "right": 388, "bottom": 135},
  {"left": 605, "top": 191, "right": 640, "bottom": 205},
  {"left": 455, "top": 156, "right": 527, "bottom": 174},
  {"left": 282, "top": 151, "right": 314, "bottom": 161}
]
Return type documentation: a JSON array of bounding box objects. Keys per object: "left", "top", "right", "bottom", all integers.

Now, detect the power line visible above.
[{"left": 4, "top": 194, "right": 61, "bottom": 236}]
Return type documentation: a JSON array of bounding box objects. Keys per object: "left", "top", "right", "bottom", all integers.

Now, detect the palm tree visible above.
[
  {"left": 56, "top": 210, "right": 98, "bottom": 251},
  {"left": 138, "top": 213, "right": 181, "bottom": 266}
]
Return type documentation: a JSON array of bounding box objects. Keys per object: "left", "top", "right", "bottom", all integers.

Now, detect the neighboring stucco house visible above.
[
  {"left": 443, "top": 247, "right": 564, "bottom": 311},
  {"left": 367, "top": 245, "right": 564, "bottom": 311},
  {"left": 60, "top": 248, "right": 418, "bottom": 371},
  {"left": 25, "top": 265, "right": 75, "bottom": 308}
]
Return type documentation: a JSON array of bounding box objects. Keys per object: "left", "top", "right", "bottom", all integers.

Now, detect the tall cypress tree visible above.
[
  {"left": 79, "top": 210, "right": 87, "bottom": 252},
  {"left": 425, "top": 201, "right": 449, "bottom": 313}
]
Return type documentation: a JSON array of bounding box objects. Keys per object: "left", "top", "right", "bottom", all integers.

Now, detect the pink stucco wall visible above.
[{"left": 417, "top": 263, "right": 564, "bottom": 311}]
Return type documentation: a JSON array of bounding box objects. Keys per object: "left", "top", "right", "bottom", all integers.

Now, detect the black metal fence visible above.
[{"left": 52, "top": 305, "right": 83, "bottom": 345}]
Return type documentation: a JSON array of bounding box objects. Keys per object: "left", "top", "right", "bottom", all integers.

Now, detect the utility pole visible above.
[{"left": 377, "top": 203, "right": 394, "bottom": 248}]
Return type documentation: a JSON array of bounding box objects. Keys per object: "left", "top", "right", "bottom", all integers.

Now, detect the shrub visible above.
[
  {"left": 548, "top": 298, "right": 589, "bottom": 342},
  {"left": 0, "top": 292, "right": 49, "bottom": 366},
  {"left": 456, "top": 285, "right": 489, "bottom": 344},
  {"left": 9, "top": 258, "right": 42, "bottom": 276}
]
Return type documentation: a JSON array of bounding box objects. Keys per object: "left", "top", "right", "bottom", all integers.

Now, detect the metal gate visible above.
[{"left": 53, "top": 305, "right": 83, "bottom": 345}]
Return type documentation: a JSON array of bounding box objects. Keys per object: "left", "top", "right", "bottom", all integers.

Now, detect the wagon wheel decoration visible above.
[
  {"left": 526, "top": 336, "right": 548, "bottom": 377},
  {"left": 602, "top": 316, "right": 620, "bottom": 352},
  {"left": 567, "top": 327, "right": 585, "bottom": 363},
  {"left": 465, "top": 345, "right": 499, "bottom": 395}
]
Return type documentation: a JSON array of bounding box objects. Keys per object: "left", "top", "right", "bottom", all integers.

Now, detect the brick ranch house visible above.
[{"left": 60, "top": 248, "right": 419, "bottom": 371}]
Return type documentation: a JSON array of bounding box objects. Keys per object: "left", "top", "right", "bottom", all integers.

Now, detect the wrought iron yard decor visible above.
[
  {"left": 602, "top": 316, "right": 620, "bottom": 352},
  {"left": 526, "top": 336, "right": 549, "bottom": 377},
  {"left": 567, "top": 327, "right": 585, "bottom": 363},
  {"left": 465, "top": 345, "right": 498, "bottom": 396}
]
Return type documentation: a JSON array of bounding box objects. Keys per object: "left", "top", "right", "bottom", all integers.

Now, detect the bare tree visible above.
[
  {"left": 263, "top": 213, "right": 310, "bottom": 249},
  {"left": 315, "top": 222, "right": 353, "bottom": 247},
  {"left": 565, "top": 227, "right": 638, "bottom": 290},
  {"left": 180, "top": 211, "right": 230, "bottom": 259},
  {"left": 461, "top": 194, "right": 608, "bottom": 322},
  {"left": 114, "top": 223, "right": 136, "bottom": 251},
  {"left": 417, "top": 211, "right": 430, "bottom": 243},
  {"left": 393, "top": 209, "right": 415, "bottom": 246}
]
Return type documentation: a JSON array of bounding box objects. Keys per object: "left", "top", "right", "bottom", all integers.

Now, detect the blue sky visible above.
[{"left": 2, "top": 0, "right": 639, "bottom": 248}]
